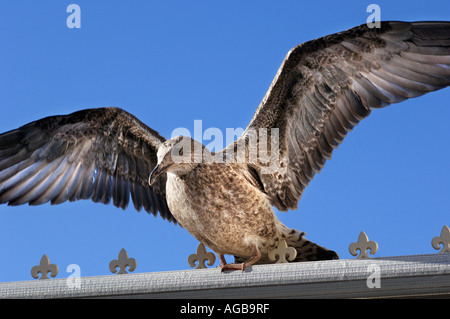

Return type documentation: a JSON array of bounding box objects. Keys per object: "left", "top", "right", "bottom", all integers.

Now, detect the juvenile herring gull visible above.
[{"left": 0, "top": 21, "right": 449, "bottom": 271}]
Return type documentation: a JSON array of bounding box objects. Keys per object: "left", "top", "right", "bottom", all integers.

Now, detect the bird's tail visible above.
[
  {"left": 283, "top": 227, "right": 339, "bottom": 262},
  {"left": 234, "top": 225, "right": 338, "bottom": 264}
]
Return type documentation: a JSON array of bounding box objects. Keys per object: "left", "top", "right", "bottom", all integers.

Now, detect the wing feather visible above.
[
  {"left": 0, "top": 107, "right": 177, "bottom": 223},
  {"left": 224, "top": 21, "right": 450, "bottom": 211}
]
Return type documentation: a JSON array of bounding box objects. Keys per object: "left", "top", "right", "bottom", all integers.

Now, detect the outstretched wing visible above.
[
  {"left": 227, "top": 21, "right": 450, "bottom": 212},
  {"left": 0, "top": 107, "right": 176, "bottom": 223}
]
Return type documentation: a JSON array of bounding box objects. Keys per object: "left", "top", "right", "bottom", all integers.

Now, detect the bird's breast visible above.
[
  {"left": 164, "top": 166, "right": 281, "bottom": 257},
  {"left": 165, "top": 172, "right": 194, "bottom": 220}
]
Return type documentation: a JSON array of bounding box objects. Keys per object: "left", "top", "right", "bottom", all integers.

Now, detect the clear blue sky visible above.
[{"left": 0, "top": 1, "right": 448, "bottom": 282}]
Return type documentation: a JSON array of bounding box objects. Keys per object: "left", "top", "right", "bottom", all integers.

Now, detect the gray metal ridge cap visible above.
[{"left": 0, "top": 253, "right": 449, "bottom": 299}]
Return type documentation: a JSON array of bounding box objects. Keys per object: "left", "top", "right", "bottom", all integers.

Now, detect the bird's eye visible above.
[{"left": 178, "top": 147, "right": 183, "bottom": 156}]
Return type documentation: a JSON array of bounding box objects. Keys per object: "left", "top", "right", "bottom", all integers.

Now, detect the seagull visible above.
[{"left": 0, "top": 21, "right": 449, "bottom": 271}]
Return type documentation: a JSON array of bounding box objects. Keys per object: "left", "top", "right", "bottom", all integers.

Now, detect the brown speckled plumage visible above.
[
  {"left": 166, "top": 162, "right": 279, "bottom": 259},
  {"left": 0, "top": 21, "right": 449, "bottom": 269}
]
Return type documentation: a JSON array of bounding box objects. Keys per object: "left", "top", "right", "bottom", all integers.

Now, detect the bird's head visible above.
[{"left": 149, "top": 136, "right": 208, "bottom": 185}]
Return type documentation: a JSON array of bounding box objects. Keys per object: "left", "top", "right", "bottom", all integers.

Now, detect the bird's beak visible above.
[
  {"left": 149, "top": 164, "right": 159, "bottom": 186},
  {"left": 149, "top": 164, "right": 166, "bottom": 186}
]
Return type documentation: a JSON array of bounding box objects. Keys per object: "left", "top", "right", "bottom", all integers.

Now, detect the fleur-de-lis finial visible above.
[
  {"left": 31, "top": 254, "right": 58, "bottom": 280},
  {"left": 349, "top": 231, "right": 378, "bottom": 259},
  {"left": 432, "top": 225, "right": 450, "bottom": 254},
  {"left": 188, "top": 243, "right": 216, "bottom": 269},
  {"left": 268, "top": 239, "right": 297, "bottom": 263},
  {"left": 109, "top": 248, "right": 137, "bottom": 274}
]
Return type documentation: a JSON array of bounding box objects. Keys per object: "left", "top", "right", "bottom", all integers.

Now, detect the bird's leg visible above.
[
  {"left": 217, "top": 244, "right": 261, "bottom": 272},
  {"left": 242, "top": 244, "right": 262, "bottom": 268}
]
